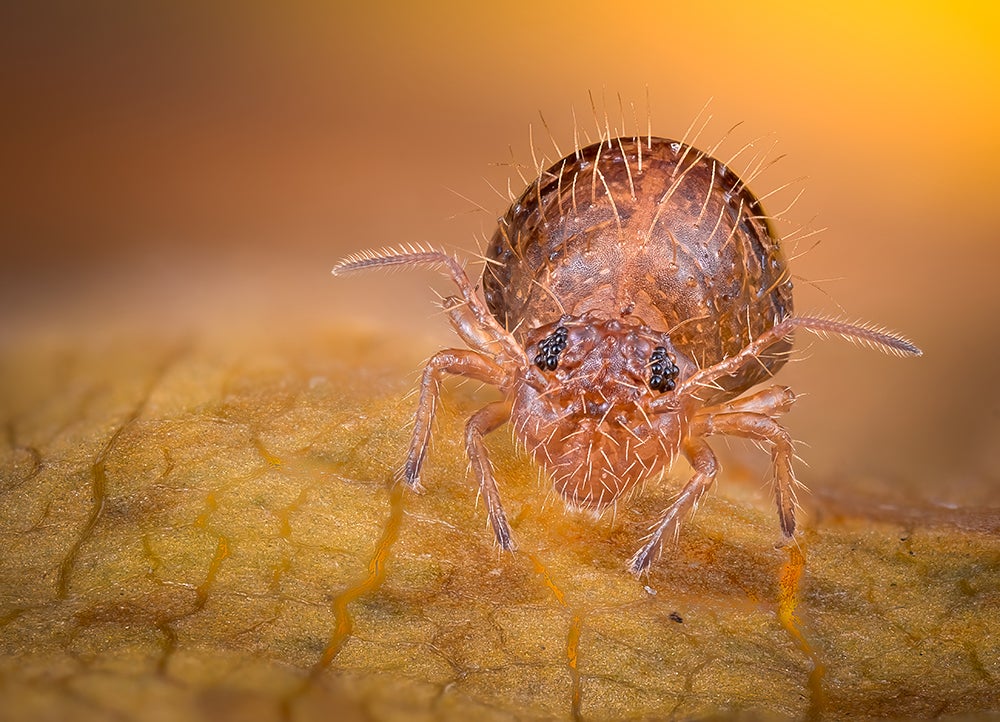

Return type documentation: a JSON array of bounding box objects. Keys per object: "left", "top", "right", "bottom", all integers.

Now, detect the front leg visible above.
[
  {"left": 403, "top": 349, "right": 505, "bottom": 489},
  {"left": 630, "top": 437, "right": 719, "bottom": 574},
  {"left": 465, "top": 399, "right": 515, "bottom": 550}
]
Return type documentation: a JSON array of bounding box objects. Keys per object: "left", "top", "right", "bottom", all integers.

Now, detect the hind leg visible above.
[
  {"left": 692, "top": 387, "right": 800, "bottom": 538},
  {"left": 402, "top": 349, "right": 504, "bottom": 489}
]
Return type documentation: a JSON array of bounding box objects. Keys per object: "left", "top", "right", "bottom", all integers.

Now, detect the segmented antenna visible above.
[
  {"left": 332, "top": 244, "right": 485, "bottom": 325},
  {"left": 332, "top": 244, "right": 527, "bottom": 364},
  {"left": 669, "top": 315, "right": 920, "bottom": 407},
  {"left": 790, "top": 316, "right": 921, "bottom": 358},
  {"left": 332, "top": 243, "right": 458, "bottom": 277}
]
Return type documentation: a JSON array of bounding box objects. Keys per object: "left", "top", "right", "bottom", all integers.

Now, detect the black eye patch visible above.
[
  {"left": 649, "top": 346, "right": 679, "bottom": 392},
  {"left": 534, "top": 326, "right": 568, "bottom": 371}
]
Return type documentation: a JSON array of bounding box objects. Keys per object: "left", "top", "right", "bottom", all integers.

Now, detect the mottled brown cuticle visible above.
[{"left": 483, "top": 138, "right": 793, "bottom": 399}]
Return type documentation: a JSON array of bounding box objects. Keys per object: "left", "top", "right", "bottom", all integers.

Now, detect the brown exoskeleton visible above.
[{"left": 333, "top": 136, "right": 920, "bottom": 573}]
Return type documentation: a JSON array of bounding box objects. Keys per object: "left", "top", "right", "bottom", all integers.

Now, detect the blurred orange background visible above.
[{"left": 2, "top": 1, "right": 998, "bottom": 507}]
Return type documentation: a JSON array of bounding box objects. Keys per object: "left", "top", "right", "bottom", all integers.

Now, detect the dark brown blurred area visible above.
[{"left": 1, "top": 1, "right": 998, "bottom": 505}]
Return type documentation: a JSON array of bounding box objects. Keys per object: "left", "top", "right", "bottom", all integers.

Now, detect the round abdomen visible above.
[{"left": 482, "top": 136, "right": 794, "bottom": 398}]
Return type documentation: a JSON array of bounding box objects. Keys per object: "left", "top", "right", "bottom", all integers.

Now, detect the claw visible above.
[
  {"left": 492, "top": 514, "right": 517, "bottom": 552},
  {"left": 628, "top": 533, "right": 660, "bottom": 575}
]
